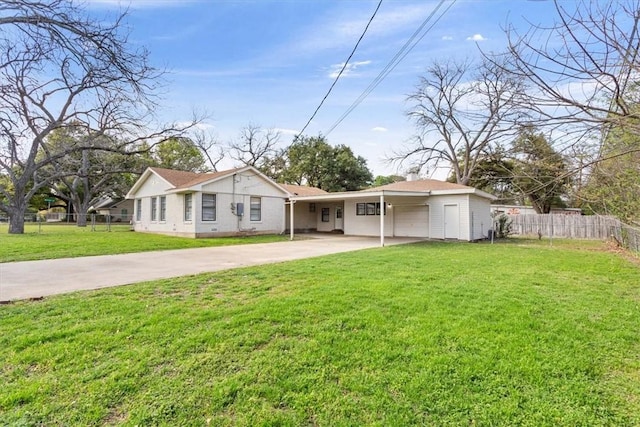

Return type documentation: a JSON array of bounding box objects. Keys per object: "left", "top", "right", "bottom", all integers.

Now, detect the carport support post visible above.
[
  {"left": 289, "top": 200, "right": 295, "bottom": 241},
  {"left": 380, "top": 194, "right": 385, "bottom": 247}
]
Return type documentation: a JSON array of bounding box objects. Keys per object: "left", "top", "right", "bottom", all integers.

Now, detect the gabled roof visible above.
[{"left": 280, "top": 184, "right": 328, "bottom": 197}]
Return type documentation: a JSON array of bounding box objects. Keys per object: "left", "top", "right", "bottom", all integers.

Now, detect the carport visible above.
[{"left": 288, "top": 190, "right": 432, "bottom": 247}]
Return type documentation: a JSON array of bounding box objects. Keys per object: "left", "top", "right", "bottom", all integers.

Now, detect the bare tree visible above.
[
  {"left": 0, "top": 0, "right": 195, "bottom": 233},
  {"left": 391, "top": 57, "right": 526, "bottom": 185},
  {"left": 500, "top": 0, "right": 640, "bottom": 151},
  {"left": 191, "top": 129, "right": 225, "bottom": 172},
  {"left": 228, "top": 124, "right": 281, "bottom": 167}
]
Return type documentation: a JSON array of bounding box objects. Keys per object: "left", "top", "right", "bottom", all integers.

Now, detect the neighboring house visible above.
[
  {"left": 126, "top": 166, "right": 495, "bottom": 244},
  {"left": 126, "top": 166, "right": 295, "bottom": 238},
  {"left": 91, "top": 197, "right": 134, "bottom": 222},
  {"left": 287, "top": 179, "right": 496, "bottom": 244}
]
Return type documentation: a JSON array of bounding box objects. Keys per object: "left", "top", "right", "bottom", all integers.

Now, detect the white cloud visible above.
[
  {"left": 371, "top": 126, "right": 388, "bottom": 132},
  {"left": 466, "top": 34, "right": 487, "bottom": 42},
  {"left": 86, "top": 0, "right": 199, "bottom": 9},
  {"left": 273, "top": 128, "right": 300, "bottom": 136},
  {"left": 328, "top": 60, "right": 372, "bottom": 79},
  {"left": 176, "top": 121, "right": 215, "bottom": 131},
  {"left": 288, "top": 4, "right": 438, "bottom": 55},
  {"left": 442, "top": 35, "right": 454, "bottom": 41}
]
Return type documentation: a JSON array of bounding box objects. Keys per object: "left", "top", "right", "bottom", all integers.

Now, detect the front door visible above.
[{"left": 335, "top": 206, "right": 343, "bottom": 230}]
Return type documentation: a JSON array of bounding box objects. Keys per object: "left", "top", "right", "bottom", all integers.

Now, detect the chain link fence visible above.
[{"left": 0, "top": 213, "right": 134, "bottom": 232}]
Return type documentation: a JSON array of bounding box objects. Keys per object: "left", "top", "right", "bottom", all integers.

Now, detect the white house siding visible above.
[
  {"left": 469, "top": 195, "right": 491, "bottom": 240},
  {"left": 193, "top": 172, "right": 286, "bottom": 237},
  {"left": 133, "top": 193, "right": 194, "bottom": 236},
  {"left": 285, "top": 202, "right": 318, "bottom": 232},
  {"left": 428, "top": 194, "right": 472, "bottom": 241},
  {"left": 315, "top": 203, "right": 335, "bottom": 232},
  {"left": 132, "top": 175, "right": 177, "bottom": 233},
  {"left": 343, "top": 199, "right": 394, "bottom": 237}
]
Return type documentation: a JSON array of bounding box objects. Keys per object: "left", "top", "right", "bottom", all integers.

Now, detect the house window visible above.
[
  {"left": 136, "top": 199, "right": 141, "bottom": 221},
  {"left": 321, "top": 207, "right": 330, "bottom": 222},
  {"left": 336, "top": 207, "right": 342, "bottom": 219},
  {"left": 202, "top": 193, "right": 216, "bottom": 221},
  {"left": 309, "top": 203, "right": 316, "bottom": 213},
  {"left": 356, "top": 202, "right": 385, "bottom": 216},
  {"left": 184, "top": 193, "right": 192, "bottom": 221},
  {"left": 151, "top": 197, "right": 157, "bottom": 221},
  {"left": 250, "top": 197, "right": 261, "bottom": 221},
  {"left": 159, "top": 196, "right": 166, "bottom": 221}
]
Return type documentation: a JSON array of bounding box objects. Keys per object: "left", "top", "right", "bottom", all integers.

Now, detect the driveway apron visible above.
[{"left": 0, "top": 236, "right": 420, "bottom": 301}]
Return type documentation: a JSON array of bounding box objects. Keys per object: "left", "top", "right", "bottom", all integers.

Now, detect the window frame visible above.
[
  {"left": 250, "top": 196, "right": 261, "bottom": 221},
  {"left": 159, "top": 196, "right": 166, "bottom": 222},
  {"left": 184, "top": 193, "right": 193, "bottom": 222},
  {"left": 201, "top": 193, "right": 216, "bottom": 222},
  {"left": 356, "top": 202, "right": 385, "bottom": 216},
  {"left": 150, "top": 196, "right": 157, "bottom": 221},
  {"left": 136, "top": 199, "right": 142, "bottom": 221},
  {"left": 321, "top": 207, "right": 330, "bottom": 222}
]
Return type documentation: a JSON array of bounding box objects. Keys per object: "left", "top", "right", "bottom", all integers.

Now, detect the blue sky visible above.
[{"left": 86, "top": 0, "right": 557, "bottom": 177}]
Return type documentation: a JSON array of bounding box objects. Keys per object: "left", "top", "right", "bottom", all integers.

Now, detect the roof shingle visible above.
[
  {"left": 364, "top": 179, "right": 473, "bottom": 193},
  {"left": 280, "top": 184, "right": 328, "bottom": 196},
  {"left": 150, "top": 167, "right": 242, "bottom": 189}
]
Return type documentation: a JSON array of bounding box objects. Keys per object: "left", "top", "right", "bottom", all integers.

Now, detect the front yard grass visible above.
[
  {"left": 1, "top": 240, "right": 639, "bottom": 425},
  {"left": 0, "top": 224, "right": 289, "bottom": 262}
]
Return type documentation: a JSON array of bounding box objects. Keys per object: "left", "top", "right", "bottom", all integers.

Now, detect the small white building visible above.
[
  {"left": 287, "top": 180, "right": 496, "bottom": 245},
  {"left": 126, "top": 166, "right": 496, "bottom": 244}
]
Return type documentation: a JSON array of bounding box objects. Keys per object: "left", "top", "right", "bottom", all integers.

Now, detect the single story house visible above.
[
  {"left": 287, "top": 179, "right": 496, "bottom": 245},
  {"left": 126, "top": 165, "right": 309, "bottom": 238},
  {"left": 126, "top": 166, "right": 496, "bottom": 245}
]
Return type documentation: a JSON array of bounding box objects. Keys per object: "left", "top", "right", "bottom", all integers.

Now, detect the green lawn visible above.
[
  {"left": 1, "top": 240, "right": 639, "bottom": 425},
  {"left": 0, "top": 224, "right": 289, "bottom": 262}
]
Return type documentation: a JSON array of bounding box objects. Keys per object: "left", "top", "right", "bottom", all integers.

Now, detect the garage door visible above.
[{"left": 394, "top": 205, "right": 429, "bottom": 237}]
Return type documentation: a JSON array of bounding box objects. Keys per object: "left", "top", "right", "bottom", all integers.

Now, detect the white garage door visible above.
[{"left": 394, "top": 206, "right": 429, "bottom": 237}]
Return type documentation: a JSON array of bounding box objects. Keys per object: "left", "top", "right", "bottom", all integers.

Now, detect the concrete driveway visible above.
[{"left": 0, "top": 235, "right": 421, "bottom": 302}]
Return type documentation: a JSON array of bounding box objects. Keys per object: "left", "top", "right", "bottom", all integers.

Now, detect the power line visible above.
[
  {"left": 325, "top": 0, "right": 457, "bottom": 136},
  {"left": 297, "top": 0, "right": 384, "bottom": 138}
]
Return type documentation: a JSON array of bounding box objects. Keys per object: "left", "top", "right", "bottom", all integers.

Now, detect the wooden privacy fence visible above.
[{"left": 508, "top": 214, "right": 640, "bottom": 251}]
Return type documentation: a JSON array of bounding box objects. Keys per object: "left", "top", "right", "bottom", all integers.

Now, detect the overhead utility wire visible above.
[
  {"left": 325, "top": 0, "right": 456, "bottom": 136},
  {"left": 297, "top": 0, "right": 384, "bottom": 138}
]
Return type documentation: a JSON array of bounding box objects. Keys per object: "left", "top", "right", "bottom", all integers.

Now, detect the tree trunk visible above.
[
  {"left": 7, "top": 199, "right": 27, "bottom": 234},
  {"left": 77, "top": 214, "right": 88, "bottom": 227}
]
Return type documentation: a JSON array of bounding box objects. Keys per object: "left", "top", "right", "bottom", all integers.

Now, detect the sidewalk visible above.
[{"left": 0, "top": 236, "right": 420, "bottom": 302}]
